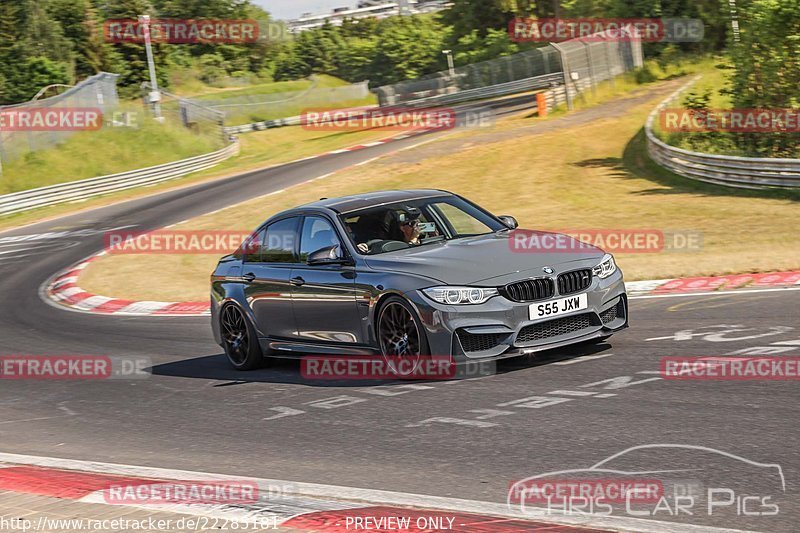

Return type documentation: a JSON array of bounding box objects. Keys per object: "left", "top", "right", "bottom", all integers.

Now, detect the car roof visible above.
[{"left": 300, "top": 189, "right": 453, "bottom": 214}]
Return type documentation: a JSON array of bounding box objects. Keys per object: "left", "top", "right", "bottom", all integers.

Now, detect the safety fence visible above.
[
  {"left": 0, "top": 139, "right": 240, "bottom": 216},
  {"left": 551, "top": 36, "right": 643, "bottom": 109},
  {"left": 0, "top": 73, "right": 120, "bottom": 164},
  {"left": 140, "top": 83, "right": 228, "bottom": 143},
  {"left": 191, "top": 79, "right": 372, "bottom": 125},
  {"left": 375, "top": 33, "right": 642, "bottom": 109},
  {"left": 0, "top": 30, "right": 647, "bottom": 215},
  {"left": 645, "top": 79, "right": 800, "bottom": 189}
]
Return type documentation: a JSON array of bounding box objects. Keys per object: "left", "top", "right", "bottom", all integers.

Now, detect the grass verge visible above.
[
  {"left": 0, "top": 110, "right": 223, "bottom": 195},
  {"left": 80, "top": 75, "right": 800, "bottom": 302},
  {"left": 0, "top": 125, "right": 399, "bottom": 233}
]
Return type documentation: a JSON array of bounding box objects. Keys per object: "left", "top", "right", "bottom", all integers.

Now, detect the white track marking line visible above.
[
  {"left": 0, "top": 245, "right": 48, "bottom": 256},
  {"left": 553, "top": 353, "right": 614, "bottom": 365},
  {"left": 0, "top": 240, "right": 56, "bottom": 249},
  {"left": 630, "top": 286, "right": 800, "bottom": 300},
  {"left": 0, "top": 416, "right": 62, "bottom": 425},
  {"left": 0, "top": 452, "right": 754, "bottom": 533},
  {"left": 355, "top": 156, "right": 380, "bottom": 167}
]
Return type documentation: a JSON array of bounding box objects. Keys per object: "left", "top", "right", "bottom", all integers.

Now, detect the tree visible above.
[
  {"left": 442, "top": 0, "right": 515, "bottom": 40},
  {"left": 273, "top": 43, "right": 311, "bottom": 81},
  {"left": 2, "top": 56, "right": 70, "bottom": 102},
  {"left": 0, "top": 0, "right": 73, "bottom": 103},
  {"left": 728, "top": 0, "right": 800, "bottom": 156},
  {"left": 453, "top": 28, "right": 519, "bottom": 65},
  {"left": 369, "top": 15, "right": 449, "bottom": 85},
  {"left": 48, "top": 0, "right": 124, "bottom": 78},
  {"left": 336, "top": 37, "right": 377, "bottom": 81}
]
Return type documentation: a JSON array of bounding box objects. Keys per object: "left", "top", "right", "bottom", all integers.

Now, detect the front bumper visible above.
[{"left": 405, "top": 269, "right": 628, "bottom": 361}]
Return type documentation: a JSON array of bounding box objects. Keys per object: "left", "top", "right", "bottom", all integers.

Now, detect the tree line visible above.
[
  {"left": 1, "top": 0, "right": 733, "bottom": 104},
  {"left": 0, "top": 0, "right": 797, "bottom": 155}
]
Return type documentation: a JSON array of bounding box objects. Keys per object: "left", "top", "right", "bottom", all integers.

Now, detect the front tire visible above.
[
  {"left": 220, "top": 304, "right": 263, "bottom": 370},
  {"left": 377, "top": 296, "right": 430, "bottom": 357}
]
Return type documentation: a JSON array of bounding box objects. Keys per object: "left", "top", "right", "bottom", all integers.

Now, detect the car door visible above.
[
  {"left": 242, "top": 217, "right": 300, "bottom": 339},
  {"left": 291, "top": 215, "right": 363, "bottom": 344}
]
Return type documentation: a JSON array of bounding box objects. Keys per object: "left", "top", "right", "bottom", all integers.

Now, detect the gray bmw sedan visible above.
[{"left": 211, "top": 189, "right": 627, "bottom": 369}]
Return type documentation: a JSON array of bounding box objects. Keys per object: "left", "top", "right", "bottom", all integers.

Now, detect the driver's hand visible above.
[{"left": 357, "top": 243, "right": 369, "bottom": 253}]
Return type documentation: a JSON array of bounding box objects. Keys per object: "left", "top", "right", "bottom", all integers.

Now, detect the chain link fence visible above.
[
  {"left": 0, "top": 73, "right": 120, "bottom": 165},
  {"left": 375, "top": 32, "right": 644, "bottom": 108},
  {"left": 552, "top": 35, "right": 643, "bottom": 109},
  {"left": 189, "top": 78, "right": 372, "bottom": 125},
  {"left": 147, "top": 84, "right": 228, "bottom": 144},
  {"left": 375, "top": 47, "right": 560, "bottom": 106}
]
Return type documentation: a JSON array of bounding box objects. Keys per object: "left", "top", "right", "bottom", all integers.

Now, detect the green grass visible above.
[
  {"left": 645, "top": 58, "right": 781, "bottom": 157},
  {"left": 0, "top": 121, "right": 399, "bottom": 232},
  {"left": 173, "top": 74, "right": 377, "bottom": 126},
  {"left": 0, "top": 74, "right": 366, "bottom": 194},
  {"left": 186, "top": 75, "right": 350, "bottom": 101},
  {"left": 0, "top": 107, "right": 223, "bottom": 195},
  {"left": 221, "top": 96, "right": 378, "bottom": 126},
  {"left": 79, "top": 73, "right": 800, "bottom": 302}
]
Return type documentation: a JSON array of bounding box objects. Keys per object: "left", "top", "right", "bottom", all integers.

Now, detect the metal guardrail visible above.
[
  {"left": 224, "top": 115, "right": 303, "bottom": 134},
  {"left": 396, "top": 73, "right": 564, "bottom": 108},
  {"left": 646, "top": 78, "right": 800, "bottom": 189},
  {"left": 224, "top": 74, "right": 564, "bottom": 134},
  {"left": 0, "top": 139, "right": 240, "bottom": 216}
]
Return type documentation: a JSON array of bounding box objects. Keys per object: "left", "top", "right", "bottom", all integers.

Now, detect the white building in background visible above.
[{"left": 287, "top": 0, "right": 451, "bottom": 32}]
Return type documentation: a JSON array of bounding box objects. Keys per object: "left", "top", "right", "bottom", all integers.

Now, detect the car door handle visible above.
[
  {"left": 242, "top": 272, "right": 256, "bottom": 282},
  {"left": 290, "top": 276, "right": 305, "bottom": 286}
]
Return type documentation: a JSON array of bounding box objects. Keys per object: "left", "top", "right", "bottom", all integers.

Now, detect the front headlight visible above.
[
  {"left": 592, "top": 253, "right": 617, "bottom": 279},
  {"left": 422, "top": 286, "right": 498, "bottom": 305}
]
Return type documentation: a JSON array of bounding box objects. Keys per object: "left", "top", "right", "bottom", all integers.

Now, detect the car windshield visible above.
[{"left": 340, "top": 195, "right": 505, "bottom": 255}]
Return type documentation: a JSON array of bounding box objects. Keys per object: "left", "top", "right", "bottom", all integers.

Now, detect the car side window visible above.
[
  {"left": 241, "top": 228, "right": 265, "bottom": 262},
  {"left": 299, "top": 216, "right": 341, "bottom": 262},
  {"left": 249, "top": 217, "right": 299, "bottom": 263}
]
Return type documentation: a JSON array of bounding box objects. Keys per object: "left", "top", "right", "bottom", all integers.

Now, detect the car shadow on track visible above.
[{"left": 149, "top": 342, "right": 612, "bottom": 387}]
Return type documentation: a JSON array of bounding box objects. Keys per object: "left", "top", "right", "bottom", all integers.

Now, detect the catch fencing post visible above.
[
  {"left": 604, "top": 42, "right": 616, "bottom": 89},
  {"left": 584, "top": 42, "right": 597, "bottom": 97},
  {"left": 550, "top": 43, "right": 573, "bottom": 110}
]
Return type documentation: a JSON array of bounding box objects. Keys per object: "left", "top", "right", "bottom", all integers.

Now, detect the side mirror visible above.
[
  {"left": 307, "top": 245, "right": 350, "bottom": 266},
  {"left": 498, "top": 215, "right": 518, "bottom": 229}
]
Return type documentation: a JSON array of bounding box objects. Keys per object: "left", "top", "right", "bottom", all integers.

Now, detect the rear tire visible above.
[{"left": 220, "top": 303, "right": 263, "bottom": 370}]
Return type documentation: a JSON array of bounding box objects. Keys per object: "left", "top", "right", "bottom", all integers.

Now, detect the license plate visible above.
[{"left": 529, "top": 293, "right": 588, "bottom": 320}]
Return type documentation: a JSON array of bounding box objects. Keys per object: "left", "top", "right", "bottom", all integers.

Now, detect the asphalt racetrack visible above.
[{"left": 0, "top": 113, "right": 798, "bottom": 532}]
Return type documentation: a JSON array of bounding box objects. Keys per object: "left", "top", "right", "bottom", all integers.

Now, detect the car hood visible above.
[{"left": 363, "top": 230, "right": 605, "bottom": 285}]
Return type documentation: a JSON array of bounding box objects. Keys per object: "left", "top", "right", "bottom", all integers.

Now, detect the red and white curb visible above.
[
  {"left": 293, "top": 128, "right": 428, "bottom": 162},
  {"left": 45, "top": 261, "right": 800, "bottom": 317},
  {"left": 0, "top": 452, "right": 749, "bottom": 533},
  {"left": 630, "top": 271, "right": 800, "bottom": 295},
  {"left": 45, "top": 251, "right": 210, "bottom": 316}
]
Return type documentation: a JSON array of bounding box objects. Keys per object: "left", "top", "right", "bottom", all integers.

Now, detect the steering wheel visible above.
[{"left": 366, "top": 239, "right": 410, "bottom": 253}]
